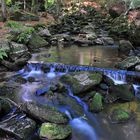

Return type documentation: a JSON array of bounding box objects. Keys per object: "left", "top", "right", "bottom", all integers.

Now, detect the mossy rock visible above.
[
  {"left": 28, "top": 33, "right": 48, "bottom": 51},
  {"left": 109, "top": 84, "right": 134, "bottom": 101},
  {"left": 90, "top": 92, "right": 103, "bottom": 113},
  {"left": 110, "top": 108, "right": 131, "bottom": 123},
  {"left": 40, "top": 123, "right": 71, "bottom": 140},
  {"left": 24, "top": 101, "right": 68, "bottom": 124},
  {"left": 10, "top": 11, "right": 39, "bottom": 21},
  {"left": 60, "top": 72, "right": 102, "bottom": 95},
  {"left": 116, "top": 56, "right": 140, "bottom": 70}
]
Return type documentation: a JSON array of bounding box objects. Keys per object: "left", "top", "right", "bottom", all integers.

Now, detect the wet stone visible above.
[
  {"left": 23, "top": 101, "right": 68, "bottom": 124},
  {"left": 116, "top": 56, "right": 140, "bottom": 70},
  {"left": 60, "top": 72, "right": 102, "bottom": 95},
  {"left": 0, "top": 113, "right": 36, "bottom": 140},
  {"left": 27, "top": 77, "right": 36, "bottom": 83},
  {"left": 35, "top": 87, "right": 49, "bottom": 96},
  {"left": 109, "top": 84, "right": 135, "bottom": 101},
  {"left": 39, "top": 123, "right": 71, "bottom": 140}
]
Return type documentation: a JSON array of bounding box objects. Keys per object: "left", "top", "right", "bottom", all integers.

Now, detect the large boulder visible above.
[
  {"left": 109, "top": 2, "right": 126, "bottom": 18},
  {"left": 89, "top": 92, "right": 103, "bottom": 112},
  {"left": 9, "top": 42, "right": 29, "bottom": 61},
  {"left": 23, "top": 101, "right": 68, "bottom": 124},
  {"left": 39, "top": 123, "right": 71, "bottom": 140},
  {"left": 0, "top": 113, "right": 36, "bottom": 139},
  {"left": 135, "top": 64, "right": 140, "bottom": 71},
  {"left": 28, "top": 33, "right": 48, "bottom": 51},
  {"left": 109, "top": 84, "right": 134, "bottom": 101},
  {"left": 101, "top": 37, "right": 114, "bottom": 45},
  {"left": 116, "top": 56, "right": 140, "bottom": 69},
  {"left": 10, "top": 11, "right": 39, "bottom": 21},
  {"left": 0, "top": 40, "right": 10, "bottom": 53},
  {"left": 119, "top": 40, "right": 134, "bottom": 55},
  {"left": 38, "top": 28, "right": 52, "bottom": 37},
  {"left": 35, "top": 83, "right": 84, "bottom": 116},
  {"left": 128, "top": 9, "right": 140, "bottom": 27},
  {"left": 60, "top": 72, "right": 102, "bottom": 95}
]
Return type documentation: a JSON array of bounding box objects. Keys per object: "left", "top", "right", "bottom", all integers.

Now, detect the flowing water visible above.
[
  {"left": 13, "top": 62, "right": 140, "bottom": 140},
  {"left": 2, "top": 46, "right": 140, "bottom": 140}
]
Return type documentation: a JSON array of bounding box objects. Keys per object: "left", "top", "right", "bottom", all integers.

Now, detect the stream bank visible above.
[{"left": 1, "top": 1, "right": 140, "bottom": 140}]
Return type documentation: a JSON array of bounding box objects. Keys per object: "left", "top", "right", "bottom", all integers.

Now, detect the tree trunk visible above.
[
  {"left": 24, "top": 0, "right": 26, "bottom": 10},
  {"left": 1, "top": 0, "right": 7, "bottom": 22},
  {"left": 31, "top": 0, "right": 38, "bottom": 14}
]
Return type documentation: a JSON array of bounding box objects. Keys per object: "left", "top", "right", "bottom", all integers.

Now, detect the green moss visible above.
[
  {"left": 89, "top": 72, "right": 102, "bottom": 85},
  {"left": 111, "top": 108, "right": 131, "bottom": 123},
  {"left": 40, "top": 123, "right": 71, "bottom": 140},
  {"left": 6, "top": 21, "right": 23, "bottom": 29},
  {"left": 28, "top": 33, "right": 48, "bottom": 49},
  {"left": 90, "top": 92, "right": 103, "bottom": 112}
]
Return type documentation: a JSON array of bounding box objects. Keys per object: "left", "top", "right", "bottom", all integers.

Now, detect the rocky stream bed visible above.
[{"left": 1, "top": 2, "right": 140, "bottom": 140}]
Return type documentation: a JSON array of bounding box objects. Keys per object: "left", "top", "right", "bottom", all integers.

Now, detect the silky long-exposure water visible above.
[{"left": 11, "top": 62, "right": 140, "bottom": 140}]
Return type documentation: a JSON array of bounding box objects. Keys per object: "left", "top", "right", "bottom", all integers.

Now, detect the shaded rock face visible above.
[
  {"left": 28, "top": 33, "right": 48, "bottom": 51},
  {"left": 9, "top": 42, "right": 29, "bottom": 61},
  {"left": 38, "top": 28, "right": 52, "bottom": 37},
  {"left": 109, "top": 84, "right": 134, "bottom": 101},
  {"left": 101, "top": 37, "right": 114, "bottom": 45},
  {"left": 60, "top": 72, "right": 102, "bottom": 95},
  {"left": 128, "top": 9, "right": 140, "bottom": 27},
  {"left": 1, "top": 52, "right": 31, "bottom": 71},
  {"left": 0, "top": 40, "right": 10, "bottom": 52},
  {"left": 10, "top": 11, "right": 39, "bottom": 21},
  {"left": 119, "top": 40, "right": 134, "bottom": 55},
  {"left": 0, "top": 84, "right": 20, "bottom": 100},
  {"left": 116, "top": 56, "right": 140, "bottom": 70},
  {"left": 23, "top": 101, "right": 68, "bottom": 124},
  {"left": 0, "top": 113, "right": 36, "bottom": 140},
  {"left": 109, "top": 2, "right": 126, "bottom": 18},
  {"left": 0, "top": 98, "right": 12, "bottom": 117},
  {"left": 135, "top": 65, "right": 140, "bottom": 71},
  {"left": 131, "top": 27, "right": 140, "bottom": 46},
  {"left": 39, "top": 123, "right": 71, "bottom": 140}
]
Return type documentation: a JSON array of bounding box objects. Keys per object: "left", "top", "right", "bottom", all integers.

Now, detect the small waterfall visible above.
[
  {"left": 133, "top": 84, "right": 140, "bottom": 97},
  {"left": 17, "top": 62, "right": 140, "bottom": 140},
  {"left": 70, "top": 118, "right": 98, "bottom": 140},
  {"left": 66, "top": 86, "right": 99, "bottom": 140},
  {"left": 47, "top": 67, "right": 56, "bottom": 79},
  {"left": 104, "top": 71, "right": 126, "bottom": 85}
]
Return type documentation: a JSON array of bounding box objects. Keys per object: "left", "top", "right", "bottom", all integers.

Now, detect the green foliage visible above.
[
  {"left": 8, "top": 2, "right": 22, "bottom": 13},
  {"left": 45, "top": 0, "right": 55, "bottom": 9},
  {"left": 17, "top": 27, "right": 35, "bottom": 44},
  {"left": 33, "top": 23, "right": 47, "bottom": 31},
  {"left": 0, "top": 49, "right": 8, "bottom": 60},
  {"left": 6, "top": 21, "right": 23, "bottom": 29},
  {"left": 129, "top": 0, "right": 140, "bottom": 9},
  {"left": 6, "top": 0, "right": 12, "bottom": 5},
  {"left": 6, "top": 21, "right": 35, "bottom": 44}
]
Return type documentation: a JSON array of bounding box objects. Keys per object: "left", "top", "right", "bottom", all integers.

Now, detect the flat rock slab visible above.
[
  {"left": 23, "top": 101, "right": 68, "bottom": 124},
  {"left": 60, "top": 72, "right": 102, "bottom": 95},
  {"left": 116, "top": 56, "right": 140, "bottom": 70}
]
